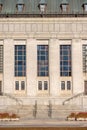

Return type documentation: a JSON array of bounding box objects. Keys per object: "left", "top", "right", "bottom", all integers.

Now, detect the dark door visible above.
[{"left": 84, "top": 81, "right": 87, "bottom": 95}]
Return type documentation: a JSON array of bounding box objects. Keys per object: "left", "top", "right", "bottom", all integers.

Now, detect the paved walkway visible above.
[{"left": 0, "top": 118, "right": 87, "bottom": 127}]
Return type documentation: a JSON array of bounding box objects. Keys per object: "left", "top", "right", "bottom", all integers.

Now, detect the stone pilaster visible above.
[
  {"left": 26, "top": 39, "right": 37, "bottom": 96},
  {"left": 72, "top": 39, "right": 83, "bottom": 94},
  {"left": 3, "top": 39, "right": 14, "bottom": 93},
  {"left": 49, "top": 39, "right": 59, "bottom": 96}
]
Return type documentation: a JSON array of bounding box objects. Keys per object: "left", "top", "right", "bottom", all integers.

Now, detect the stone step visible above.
[
  {"left": 18, "top": 110, "right": 33, "bottom": 119},
  {"left": 36, "top": 110, "right": 49, "bottom": 119},
  {"left": 0, "top": 104, "right": 84, "bottom": 119},
  {"left": 37, "top": 105, "right": 48, "bottom": 109},
  {"left": 52, "top": 105, "right": 81, "bottom": 110}
]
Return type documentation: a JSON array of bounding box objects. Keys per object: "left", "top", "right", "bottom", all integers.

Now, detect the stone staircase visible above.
[
  {"left": 0, "top": 103, "right": 85, "bottom": 120},
  {"left": 0, "top": 92, "right": 87, "bottom": 120},
  {"left": 4, "top": 103, "right": 83, "bottom": 120},
  {"left": 51, "top": 104, "right": 82, "bottom": 120},
  {"left": 18, "top": 105, "right": 34, "bottom": 119},
  {"left": 36, "top": 105, "right": 49, "bottom": 119}
]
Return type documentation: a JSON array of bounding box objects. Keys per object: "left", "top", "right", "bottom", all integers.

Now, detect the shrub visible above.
[
  {"left": 67, "top": 112, "right": 87, "bottom": 121},
  {"left": 0, "top": 112, "right": 19, "bottom": 119},
  {"left": 76, "top": 112, "right": 87, "bottom": 118},
  {"left": 67, "top": 112, "right": 76, "bottom": 118}
]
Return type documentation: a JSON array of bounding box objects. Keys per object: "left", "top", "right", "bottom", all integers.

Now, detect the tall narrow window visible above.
[
  {"left": 0, "top": 45, "right": 3, "bottom": 73},
  {"left": 44, "top": 81, "right": 48, "bottom": 90},
  {"left": 15, "top": 45, "right": 26, "bottom": 76},
  {"left": 83, "top": 45, "right": 87, "bottom": 73},
  {"left": 38, "top": 81, "right": 42, "bottom": 90},
  {"left": 60, "top": 45, "right": 72, "bottom": 76},
  {"left": 21, "top": 81, "right": 25, "bottom": 90},
  {"left": 61, "top": 81, "right": 65, "bottom": 90},
  {"left": 15, "top": 81, "right": 19, "bottom": 90},
  {"left": 37, "top": 45, "right": 49, "bottom": 76},
  {"left": 0, "top": 81, "right": 2, "bottom": 94},
  {"left": 67, "top": 81, "right": 71, "bottom": 90}
]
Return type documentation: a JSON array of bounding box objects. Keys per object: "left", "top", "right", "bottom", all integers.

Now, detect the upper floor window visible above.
[
  {"left": 15, "top": 45, "right": 26, "bottom": 77},
  {"left": 60, "top": 0, "right": 69, "bottom": 13},
  {"left": 60, "top": 45, "right": 72, "bottom": 77},
  {"left": 0, "top": 45, "right": 3, "bottom": 73},
  {"left": 83, "top": 45, "right": 87, "bottom": 73},
  {"left": 37, "top": 45, "right": 49, "bottom": 76},
  {"left": 16, "top": 0, "right": 25, "bottom": 13}
]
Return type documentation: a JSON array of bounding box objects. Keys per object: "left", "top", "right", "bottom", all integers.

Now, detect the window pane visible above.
[
  {"left": 0, "top": 81, "right": 2, "bottom": 94},
  {"left": 61, "top": 81, "right": 65, "bottom": 90},
  {"left": 21, "top": 81, "right": 25, "bottom": 90},
  {"left": 83, "top": 45, "right": 87, "bottom": 73},
  {"left": 67, "top": 81, "right": 71, "bottom": 90},
  {"left": 60, "top": 45, "right": 72, "bottom": 77},
  {"left": 15, "top": 45, "right": 26, "bottom": 77},
  {"left": 44, "top": 81, "right": 48, "bottom": 90},
  {"left": 0, "top": 45, "right": 3, "bottom": 73},
  {"left": 37, "top": 45, "right": 49, "bottom": 76},
  {"left": 15, "top": 81, "right": 19, "bottom": 90},
  {"left": 38, "top": 81, "right": 42, "bottom": 90}
]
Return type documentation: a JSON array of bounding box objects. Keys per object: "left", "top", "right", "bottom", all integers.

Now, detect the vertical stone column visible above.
[
  {"left": 26, "top": 39, "right": 37, "bottom": 96},
  {"left": 49, "top": 39, "right": 60, "bottom": 96},
  {"left": 3, "top": 39, "right": 14, "bottom": 93},
  {"left": 72, "top": 39, "right": 83, "bottom": 94}
]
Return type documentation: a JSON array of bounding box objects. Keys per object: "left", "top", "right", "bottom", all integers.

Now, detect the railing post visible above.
[
  {"left": 48, "top": 100, "right": 52, "bottom": 118},
  {"left": 33, "top": 100, "right": 37, "bottom": 118}
]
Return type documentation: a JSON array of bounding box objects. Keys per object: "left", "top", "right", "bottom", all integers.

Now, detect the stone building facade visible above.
[{"left": 0, "top": 0, "right": 87, "bottom": 107}]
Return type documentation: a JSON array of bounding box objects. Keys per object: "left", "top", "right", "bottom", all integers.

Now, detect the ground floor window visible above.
[
  {"left": 21, "top": 81, "right": 25, "bottom": 90},
  {"left": 0, "top": 81, "right": 2, "bottom": 95},
  {"left": 61, "top": 81, "right": 71, "bottom": 91},
  {"left": 15, "top": 81, "right": 25, "bottom": 91},
  {"left": 61, "top": 81, "right": 65, "bottom": 90},
  {"left": 44, "top": 81, "right": 48, "bottom": 90},
  {"left": 38, "top": 81, "right": 48, "bottom": 91},
  {"left": 84, "top": 81, "right": 87, "bottom": 95},
  {"left": 38, "top": 81, "right": 42, "bottom": 90},
  {"left": 67, "top": 81, "right": 71, "bottom": 90}
]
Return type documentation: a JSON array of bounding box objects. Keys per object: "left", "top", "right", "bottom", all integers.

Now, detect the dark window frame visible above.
[
  {"left": 60, "top": 45, "right": 72, "bottom": 77},
  {"left": 37, "top": 45, "right": 49, "bottom": 77},
  {"left": 61, "top": 81, "right": 65, "bottom": 90},
  {"left": 15, "top": 45, "right": 26, "bottom": 77},
  {"left": 15, "top": 81, "right": 19, "bottom": 90}
]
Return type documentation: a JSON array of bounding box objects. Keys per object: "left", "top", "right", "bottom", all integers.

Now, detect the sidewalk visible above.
[{"left": 0, "top": 118, "right": 87, "bottom": 127}]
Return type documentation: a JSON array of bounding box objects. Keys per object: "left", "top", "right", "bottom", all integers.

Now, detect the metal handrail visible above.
[
  {"left": 2, "top": 92, "right": 23, "bottom": 109},
  {"left": 63, "top": 92, "right": 85, "bottom": 105}
]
